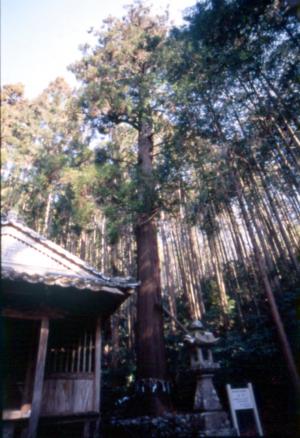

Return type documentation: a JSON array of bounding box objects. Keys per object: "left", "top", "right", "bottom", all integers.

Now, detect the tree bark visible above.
[{"left": 135, "top": 116, "right": 168, "bottom": 415}]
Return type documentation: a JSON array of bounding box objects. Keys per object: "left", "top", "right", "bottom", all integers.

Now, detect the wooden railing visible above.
[{"left": 47, "top": 327, "right": 95, "bottom": 375}]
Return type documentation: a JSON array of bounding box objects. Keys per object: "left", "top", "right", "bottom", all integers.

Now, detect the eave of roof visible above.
[
  {"left": 1, "top": 266, "right": 129, "bottom": 294},
  {"left": 1, "top": 217, "right": 139, "bottom": 292}
]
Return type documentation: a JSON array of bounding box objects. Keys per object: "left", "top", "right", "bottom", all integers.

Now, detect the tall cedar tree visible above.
[{"left": 70, "top": 3, "right": 170, "bottom": 414}]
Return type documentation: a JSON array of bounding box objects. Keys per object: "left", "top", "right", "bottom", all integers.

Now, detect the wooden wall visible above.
[{"left": 41, "top": 377, "right": 95, "bottom": 415}]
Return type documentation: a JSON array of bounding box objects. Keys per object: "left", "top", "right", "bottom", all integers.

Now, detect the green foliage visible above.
[
  {"left": 68, "top": 3, "right": 183, "bottom": 243},
  {"left": 1, "top": 77, "right": 100, "bottom": 239},
  {"left": 70, "top": 1, "right": 169, "bottom": 133},
  {"left": 2, "top": 4, "right": 299, "bottom": 426}
]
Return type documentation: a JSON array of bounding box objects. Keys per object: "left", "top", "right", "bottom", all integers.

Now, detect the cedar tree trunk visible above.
[{"left": 135, "top": 117, "right": 169, "bottom": 415}]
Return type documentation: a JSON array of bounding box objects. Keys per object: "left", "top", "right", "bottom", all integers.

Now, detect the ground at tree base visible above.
[{"left": 104, "top": 412, "right": 237, "bottom": 437}]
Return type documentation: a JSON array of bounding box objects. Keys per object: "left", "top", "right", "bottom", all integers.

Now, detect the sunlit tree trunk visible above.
[{"left": 135, "top": 116, "right": 169, "bottom": 415}]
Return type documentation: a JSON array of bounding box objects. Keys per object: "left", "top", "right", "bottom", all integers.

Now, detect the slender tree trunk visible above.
[
  {"left": 190, "top": 226, "right": 206, "bottom": 316},
  {"left": 111, "top": 315, "right": 120, "bottom": 370},
  {"left": 43, "top": 192, "right": 53, "bottom": 236},
  {"left": 227, "top": 204, "right": 261, "bottom": 313},
  {"left": 171, "top": 223, "right": 194, "bottom": 318},
  {"left": 256, "top": 170, "right": 300, "bottom": 272},
  {"left": 160, "top": 218, "right": 177, "bottom": 332},
  {"left": 239, "top": 177, "right": 281, "bottom": 290},
  {"left": 235, "top": 176, "right": 300, "bottom": 393},
  {"left": 218, "top": 212, "right": 245, "bottom": 327},
  {"left": 207, "top": 233, "right": 229, "bottom": 327}
]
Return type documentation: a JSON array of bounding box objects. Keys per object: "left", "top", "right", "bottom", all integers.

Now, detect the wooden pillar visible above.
[
  {"left": 94, "top": 318, "right": 102, "bottom": 412},
  {"left": 21, "top": 325, "right": 37, "bottom": 415},
  {"left": 88, "top": 318, "right": 102, "bottom": 438},
  {"left": 26, "top": 318, "right": 49, "bottom": 438}
]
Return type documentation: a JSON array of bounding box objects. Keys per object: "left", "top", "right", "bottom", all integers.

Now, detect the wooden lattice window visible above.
[{"left": 46, "top": 319, "right": 95, "bottom": 375}]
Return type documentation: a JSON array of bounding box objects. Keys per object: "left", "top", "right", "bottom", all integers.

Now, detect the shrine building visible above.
[{"left": 1, "top": 216, "right": 137, "bottom": 438}]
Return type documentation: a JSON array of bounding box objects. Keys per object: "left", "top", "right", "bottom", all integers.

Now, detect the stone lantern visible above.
[{"left": 184, "top": 321, "right": 236, "bottom": 436}]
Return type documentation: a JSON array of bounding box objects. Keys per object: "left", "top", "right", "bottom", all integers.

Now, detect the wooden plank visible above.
[
  {"left": 82, "top": 330, "right": 87, "bottom": 372},
  {"left": 71, "top": 345, "right": 76, "bottom": 372},
  {"left": 248, "top": 383, "right": 264, "bottom": 436},
  {"left": 41, "top": 379, "right": 94, "bottom": 415},
  {"left": 88, "top": 334, "right": 93, "bottom": 372},
  {"left": 73, "top": 380, "right": 93, "bottom": 413},
  {"left": 77, "top": 336, "right": 82, "bottom": 373},
  {"left": 26, "top": 318, "right": 49, "bottom": 438},
  {"left": 94, "top": 318, "right": 102, "bottom": 412},
  {"left": 2, "top": 308, "right": 66, "bottom": 320},
  {"left": 2, "top": 409, "right": 31, "bottom": 420},
  {"left": 21, "top": 324, "right": 37, "bottom": 413},
  {"left": 65, "top": 347, "right": 71, "bottom": 373}
]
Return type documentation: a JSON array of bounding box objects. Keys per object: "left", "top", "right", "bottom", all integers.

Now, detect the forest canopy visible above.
[{"left": 2, "top": 0, "right": 300, "bottom": 432}]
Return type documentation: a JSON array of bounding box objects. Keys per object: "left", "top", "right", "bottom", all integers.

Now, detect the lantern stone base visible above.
[
  {"left": 191, "top": 371, "right": 236, "bottom": 435},
  {"left": 198, "top": 411, "right": 236, "bottom": 436},
  {"left": 194, "top": 372, "right": 222, "bottom": 411}
]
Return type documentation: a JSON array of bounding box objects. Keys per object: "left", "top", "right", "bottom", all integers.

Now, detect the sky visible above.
[{"left": 2, "top": 0, "right": 196, "bottom": 99}]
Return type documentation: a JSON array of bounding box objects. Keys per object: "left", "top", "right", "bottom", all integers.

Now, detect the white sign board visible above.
[
  {"left": 226, "top": 383, "right": 263, "bottom": 436},
  {"left": 231, "top": 388, "right": 253, "bottom": 410}
]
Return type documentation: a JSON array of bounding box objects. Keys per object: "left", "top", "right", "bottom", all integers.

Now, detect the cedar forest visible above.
[{"left": 2, "top": 0, "right": 300, "bottom": 435}]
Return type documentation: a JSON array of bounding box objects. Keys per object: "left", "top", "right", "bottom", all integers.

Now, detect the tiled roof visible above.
[
  {"left": 1, "top": 217, "right": 138, "bottom": 293},
  {"left": 2, "top": 266, "right": 131, "bottom": 293}
]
